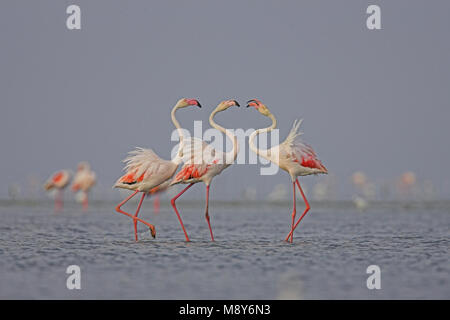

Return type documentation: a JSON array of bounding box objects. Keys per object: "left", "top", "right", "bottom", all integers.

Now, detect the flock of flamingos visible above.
[
  {"left": 45, "top": 98, "right": 327, "bottom": 243},
  {"left": 44, "top": 161, "right": 96, "bottom": 213}
]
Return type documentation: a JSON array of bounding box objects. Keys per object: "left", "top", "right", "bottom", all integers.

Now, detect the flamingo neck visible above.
[
  {"left": 249, "top": 113, "right": 277, "bottom": 160},
  {"left": 209, "top": 107, "right": 238, "bottom": 165},
  {"left": 171, "top": 104, "right": 185, "bottom": 165}
]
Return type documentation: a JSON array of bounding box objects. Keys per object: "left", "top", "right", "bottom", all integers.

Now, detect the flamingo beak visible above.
[
  {"left": 233, "top": 100, "right": 240, "bottom": 107},
  {"left": 246, "top": 100, "right": 258, "bottom": 108},
  {"left": 187, "top": 99, "right": 202, "bottom": 108}
]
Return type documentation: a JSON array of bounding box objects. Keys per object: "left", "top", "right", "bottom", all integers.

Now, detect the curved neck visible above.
[
  {"left": 171, "top": 104, "right": 185, "bottom": 164},
  {"left": 249, "top": 113, "right": 277, "bottom": 159},
  {"left": 209, "top": 107, "right": 238, "bottom": 164}
]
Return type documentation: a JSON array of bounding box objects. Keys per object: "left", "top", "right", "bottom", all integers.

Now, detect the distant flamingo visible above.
[
  {"left": 113, "top": 98, "right": 202, "bottom": 241},
  {"left": 170, "top": 100, "right": 240, "bottom": 242},
  {"left": 44, "top": 170, "right": 72, "bottom": 212},
  {"left": 147, "top": 180, "right": 171, "bottom": 213},
  {"left": 71, "top": 161, "right": 97, "bottom": 211},
  {"left": 246, "top": 99, "right": 327, "bottom": 242}
]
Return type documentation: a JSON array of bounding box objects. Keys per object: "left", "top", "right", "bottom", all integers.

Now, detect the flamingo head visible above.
[
  {"left": 216, "top": 99, "right": 240, "bottom": 111},
  {"left": 77, "top": 161, "right": 90, "bottom": 171},
  {"left": 177, "top": 98, "right": 202, "bottom": 108},
  {"left": 246, "top": 99, "right": 271, "bottom": 116}
]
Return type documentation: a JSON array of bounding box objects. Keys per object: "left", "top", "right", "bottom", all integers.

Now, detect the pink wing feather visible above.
[
  {"left": 171, "top": 137, "right": 223, "bottom": 184},
  {"left": 114, "top": 147, "right": 175, "bottom": 187},
  {"left": 282, "top": 119, "right": 327, "bottom": 172}
]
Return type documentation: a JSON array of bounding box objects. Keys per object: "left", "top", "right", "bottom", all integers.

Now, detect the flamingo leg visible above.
[
  {"left": 115, "top": 190, "right": 156, "bottom": 239},
  {"left": 205, "top": 185, "right": 214, "bottom": 241},
  {"left": 82, "top": 191, "right": 88, "bottom": 212},
  {"left": 132, "top": 192, "right": 146, "bottom": 241},
  {"left": 153, "top": 194, "right": 160, "bottom": 214},
  {"left": 289, "top": 182, "right": 296, "bottom": 243},
  {"left": 285, "top": 179, "right": 310, "bottom": 241},
  {"left": 54, "top": 192, "right": 58, "bottom": 213},
  {"left": 55, "top": 189, "right": 63, "bottom": 213},
  {"left": 170, "top": 183, "right": 194, "bottom": 242}
]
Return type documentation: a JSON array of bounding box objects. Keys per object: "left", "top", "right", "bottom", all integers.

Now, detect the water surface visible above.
[{"left": 0, "top": 200, "right": 448, "bottom": 299}]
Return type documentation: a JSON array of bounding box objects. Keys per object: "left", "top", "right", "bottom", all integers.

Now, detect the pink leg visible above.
[
  {"left": 115, "top": 190, "right": 156, "bottom": 239},
  {"left": 289, "top": 182, "right": 296, "bottom": 243},
  {"left": 82, "top": 191, "right": 88, "bottom": 212},
  {"left": 153, "top": 194, "right": 160, "bottom": 214},
  {"left": 54, "top": 192, "right": 58, "bottom": 213},
  {"left": 132, "top": 192, "right": 146, "bottom": 241},
  {"left": 170, "top": 183, "right": 194, "bottom": 242},
  {"left": 205, "top": 185, "right": 214, "bottom": 241},
  {"left": 285, "top": 179, "right": 310, "bottom": 241},
  {"left": 55, "top": 189, "right": 63, "bottom": 213}
]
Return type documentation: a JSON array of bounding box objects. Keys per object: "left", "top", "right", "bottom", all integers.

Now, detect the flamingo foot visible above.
[{"left": 150, "top": 226, "right": 156, "bottom": 238}]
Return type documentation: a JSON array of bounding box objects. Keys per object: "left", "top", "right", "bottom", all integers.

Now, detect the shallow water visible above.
[{"left": 0, "top": 200, "right": 448, "bottom": 299}]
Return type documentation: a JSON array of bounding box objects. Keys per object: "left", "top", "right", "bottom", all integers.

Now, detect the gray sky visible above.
[{"left": 1, "top": 1, "right": 450, "bottom": 199}]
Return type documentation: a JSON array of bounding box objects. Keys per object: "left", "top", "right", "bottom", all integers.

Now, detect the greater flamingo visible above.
[
  {"left": 169, "top": 99, "right": 240, "bottom": 242},
  {"left": 113, "top": 98, "right": 202, "bottom": 241},
  {"left": 71, "top": 161, "right": 97, "bottom": 211},
  {"left": 44, "top": 170, "right": 72, "bottom": 212},
  {"left": 246, "top": 99, "right": 327, "bottom": 242}
]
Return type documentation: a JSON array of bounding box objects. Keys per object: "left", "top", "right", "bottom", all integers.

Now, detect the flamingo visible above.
[
  {"left": 71, "top": 161, "right": 97, "bottom": 211},
  {"left": 113, "top": 98, "right": 202, "bottom": 241},
  {"left": 246, "top": 99, "right": 327, "bottom": 242},
  {"left": 169, "top": 99, "right": 240, "bottom": 242},
  {"left": 44, "top": 170, "right": 72, "bottom": 212}
]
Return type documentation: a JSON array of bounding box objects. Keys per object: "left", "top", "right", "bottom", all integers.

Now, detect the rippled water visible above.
[{"left": 0, "top": 199, "right": 448, "bottom": 299}]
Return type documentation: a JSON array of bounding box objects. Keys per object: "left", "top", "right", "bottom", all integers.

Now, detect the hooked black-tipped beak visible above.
[
  {"left": 195, "top": 100, "right": 202, "bottom": 108},
  {"left": 246, "top": 99, "right": 258, "bottom": 108},
  {"left": 233, "top": 100, "right": 240, "bottom": 107}
]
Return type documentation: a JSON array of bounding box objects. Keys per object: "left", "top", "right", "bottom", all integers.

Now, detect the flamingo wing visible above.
[
  {"left": 52, "top": 171, "right": 65, "bottom": 184},
  {"left": 171, "top": 137, "right": 224, "bottom": 184},
  {"left": 115, "top": 147, "right": 174, "bottom": 186},
  {"left": 72, "top": 170, "right": 96, "bottom": 191},
  {"left": 281, "top": 119, "right": 327, "bottom": 171},
  {"left": 45, "top": 170, "right": 71, "bottom": 190},
  {"left": 172, "top": 162, "right": 211, "bottom": 183}
]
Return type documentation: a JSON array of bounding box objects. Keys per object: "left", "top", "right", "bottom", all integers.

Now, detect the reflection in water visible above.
[{"left": 352, "top": 195, "right": 368, "bottom": 212}]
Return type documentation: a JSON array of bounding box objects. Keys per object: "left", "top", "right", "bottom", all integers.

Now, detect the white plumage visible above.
[{"left": 114, "top": 147, "right": 179, "bottom": 192}]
